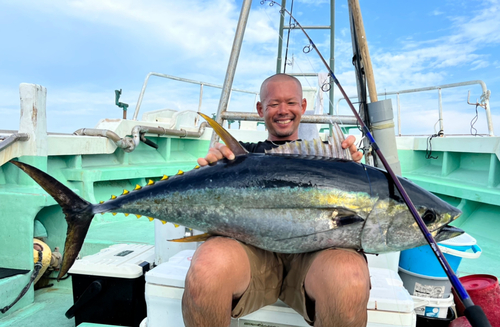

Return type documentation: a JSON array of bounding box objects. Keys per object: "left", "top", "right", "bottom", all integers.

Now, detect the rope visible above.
[
  {"left": 425, "top": 130, "right": 444, "bottom": 160},
  {"left": 1, "top": 251, "right": 44, "bottom": 314}
]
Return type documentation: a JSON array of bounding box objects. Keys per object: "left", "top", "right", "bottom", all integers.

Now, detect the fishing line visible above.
[{"left": 261, "top": 1, "right": 491, "bottom": 325}]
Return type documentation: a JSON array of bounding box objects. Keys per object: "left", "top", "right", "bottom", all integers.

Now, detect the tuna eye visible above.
[{"left": 422, "top": 210, "right": 436, "bottom": 224}]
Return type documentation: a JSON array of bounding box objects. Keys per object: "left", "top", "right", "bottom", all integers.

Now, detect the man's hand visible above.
[
  {"left": 342, "top": 135, "right": 363, "bottom": 163},
  {"left": 197, "top": 143, "right": 235, "bottom": 167}
]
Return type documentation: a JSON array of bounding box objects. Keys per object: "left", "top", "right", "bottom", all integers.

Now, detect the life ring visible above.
[{"left": 33, "top": 239, "right": 52, "bottom": 284}]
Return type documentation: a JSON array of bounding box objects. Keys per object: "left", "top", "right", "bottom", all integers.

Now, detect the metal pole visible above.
[
  {"left": 438, "top": 88, "right": 444, "bottom": 133},
  {"left": 210, "top": 0, "right": 253, "bottom": 147},
  {"left": 198, "top": 84, "right": 204, "bottom": 112},
  {"left": 397, "top": 93, "right": 401, "bottom": 136},
  {"left": 329, "top": 0, "right": 335, "bottom": 117},
  {"left": 276, "top": 0, "right": 287, "bottom": 74}
]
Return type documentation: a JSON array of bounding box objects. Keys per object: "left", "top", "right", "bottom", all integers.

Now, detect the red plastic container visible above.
[
  {"left": 454, "top": 274, "right": 500, "bottom": 327},
  {"left": 449, "top": 316, "right": 471, "bottom": 327}
]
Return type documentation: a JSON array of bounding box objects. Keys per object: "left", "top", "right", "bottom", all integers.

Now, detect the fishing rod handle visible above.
[{"left": 465, "top": 305, "right": 492, "bottom": 327}]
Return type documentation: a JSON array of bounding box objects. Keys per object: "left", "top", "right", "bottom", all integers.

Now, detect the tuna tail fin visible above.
[
  {"left": 10, "top": 160, "right": 94, "bottom": 281},
  {"left": 198, "top": 112, "right": 248, "bottom": 156}
]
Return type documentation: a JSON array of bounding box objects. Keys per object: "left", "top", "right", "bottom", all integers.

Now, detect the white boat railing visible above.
[
  {"left": 132, "top": 72, "right": 260, "bottom": 121},
  {"left": 336, "top": 80, "right": 494, "bottom": 136}
]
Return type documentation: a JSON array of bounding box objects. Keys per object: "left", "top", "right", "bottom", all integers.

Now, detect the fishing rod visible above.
[{"left": 261, "top": 1, "right": 491, "bottom": 326}]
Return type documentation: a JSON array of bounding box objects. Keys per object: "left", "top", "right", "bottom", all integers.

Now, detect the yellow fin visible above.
[
  {"left": 136, "top": 214, "right": 142, "bottom": 219},
  {"left": 161, "top": 220, "right": 167, "bottom": 225},
  {"left": 124, "top": 213, "right": 129, "bottom": 217},
  {"left": 99, "top": 201, "right": 104, "bottom": 204},
  {"left": 122, "top": 189, "right": 129, "bottom": 195},
  {"left": 112, "top": 212, "right": 117, "bottom": 216},
  {"left": 173, "top": 224, "right": 180, "bottom": 228},
  {"left": 111, "top": 195, "right": 117, "bottom": 200},
  {"left": 194, "top": 165, "right": 200, "bottom": 169},
  {"left": 177, "top": 170, "right": 184, "bottom": 175},
  {"left": 148, "top": 217, "right": 154, "bottom": 221},
  {"left": 169, "top": 232, "right": 212, "bottom": 243},
  {"left": 134, "top": 184, "right": 142, "bottom": 190},
  {"left": 147, "top": 179, "right": 154, "bottom": 186},
  {"left": 161, "top": 175, "right": 168, "bottom": 180},
  {"left": 198, "top": 112, "right": 248, "bottom": 156}
]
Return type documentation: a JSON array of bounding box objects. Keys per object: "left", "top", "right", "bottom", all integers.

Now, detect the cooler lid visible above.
[
  {"left": 146, "top": 249, "right": 195, "bottom": 287},
  {"left": 367, "top": 267, "right": 414, "bottom": 313},
  {"left": 69, "top": 244, "right": 155, "bottom": 278}
]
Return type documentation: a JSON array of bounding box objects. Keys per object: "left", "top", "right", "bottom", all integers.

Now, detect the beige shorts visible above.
[{"left": 231, "top": 243, "right": 367, "bottom": 325}]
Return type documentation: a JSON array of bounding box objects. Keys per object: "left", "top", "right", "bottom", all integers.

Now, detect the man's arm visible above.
[{"left": 197, "top": 137, "right": 363, "bottom": 167}]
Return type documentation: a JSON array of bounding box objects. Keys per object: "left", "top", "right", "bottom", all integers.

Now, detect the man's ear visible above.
[
  {"left": 301, "top": 98, "right": 307, "bottom": 114},
  {"left": 256, "top": 101, "right": 264, "bottom": 117}
]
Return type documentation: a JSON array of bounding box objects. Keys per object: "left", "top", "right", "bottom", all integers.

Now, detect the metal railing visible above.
[
  {"left": 336, "top": 80, "right": 494, "bottom": 136},
  {"left": 132, "top": 72, "right": 260, "bottom": 121},
  {"left": 0, "top": 133, "right": 29, "bottom": 153}
]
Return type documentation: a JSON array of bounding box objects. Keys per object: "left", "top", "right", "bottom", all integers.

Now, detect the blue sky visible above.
[{"left": 1, "top": 0, "right": 499, "bottom": 136}]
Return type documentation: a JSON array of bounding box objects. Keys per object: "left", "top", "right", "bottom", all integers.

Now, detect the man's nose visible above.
[{"left": 277, "top": 103, "right": 288, "bottom": 114}]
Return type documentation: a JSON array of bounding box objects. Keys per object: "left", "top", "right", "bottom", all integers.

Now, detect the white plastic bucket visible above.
[{"left": 412, "top": 293, "right": 455, "bottom": 319}]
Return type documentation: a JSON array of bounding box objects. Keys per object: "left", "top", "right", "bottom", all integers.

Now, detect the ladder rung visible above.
[{"left": 221, "top": 112, "right": 357, "bottom": 125}]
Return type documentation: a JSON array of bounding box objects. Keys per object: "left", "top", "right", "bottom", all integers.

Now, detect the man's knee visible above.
[
  {"left": 305, "top": 249, "right": 370, "bottom": 326},
  {"left": 185, "top": 237, "right": 251, "bottom": 298},
  {"left": 306, "top": 249, "right": 370, "bottom": 301}
]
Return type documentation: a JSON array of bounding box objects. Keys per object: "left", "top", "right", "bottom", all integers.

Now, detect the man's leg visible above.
[
  {"left": 304, "top": 249, "right": 370, "bottom": 327},
  {"left": 182, "top": 237, "right": 251, "bottom": 327}
]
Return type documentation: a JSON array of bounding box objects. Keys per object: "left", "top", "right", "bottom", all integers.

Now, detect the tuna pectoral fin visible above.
[
  {"left": 10, "top": 161, "right": 94, "bottom": 281},
  {"left": 276, "top": 209, "right": 364, "bottom": 241},
  {"left": 198, "top": 112, "right": 248, "bottom": 156},
  {"left": 169, "top": 232, "right": 212, "bottom": 243},
  {"left": 329, "top": 208, "right": 365, "bottom": 228}
]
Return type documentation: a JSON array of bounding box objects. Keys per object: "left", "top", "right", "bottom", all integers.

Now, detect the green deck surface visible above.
[{"left": 0, "top": 287, "right": 74, "bottom": 327}]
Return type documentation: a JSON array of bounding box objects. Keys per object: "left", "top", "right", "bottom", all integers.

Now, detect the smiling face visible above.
[{"left": 257, "top": 74, "right": 307, "bottom": 142}]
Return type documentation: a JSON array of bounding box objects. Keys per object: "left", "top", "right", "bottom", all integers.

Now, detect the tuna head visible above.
[{"left": 361, "top": 176, "right": 463, "bottom": 253}]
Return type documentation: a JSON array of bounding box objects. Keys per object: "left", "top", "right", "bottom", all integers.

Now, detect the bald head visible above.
[{"left": 259, "top": 74, "right": 303, "bottom": 103}]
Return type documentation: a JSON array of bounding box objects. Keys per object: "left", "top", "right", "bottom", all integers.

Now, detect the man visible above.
[{"left": 182, "top": 74, "right": 370, "bottom": 327}]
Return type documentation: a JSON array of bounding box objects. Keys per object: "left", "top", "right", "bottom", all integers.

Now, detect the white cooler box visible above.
[{"left": 145, "top": 250, "right": 416, "bottom": 327}]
